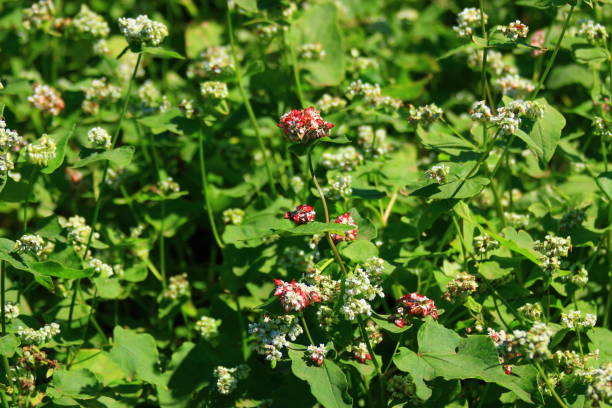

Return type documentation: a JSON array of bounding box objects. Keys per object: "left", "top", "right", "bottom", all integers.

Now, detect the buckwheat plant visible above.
[{"left": 118, "top": 15, "right": 168, "bottom": 48}]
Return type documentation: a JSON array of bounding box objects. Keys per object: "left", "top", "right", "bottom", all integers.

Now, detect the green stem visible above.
[
  {"left": 285, "top": 29, "right": 306, "bottom": 108},
  {"left": 383, "top": 333, "right": 403, "bottom": 374},
  {"left": 198, "top": 129, "right": 225, "bottom": 249},
  {"left": 531, "top": 2, "right": 577, "bottom": 99},
  {"left": 300, "top": 313, "right": 315, "bottom": 345},
  {"left": 22, "top": 168, "right": 38, "bottom": 234},
  {"left": 233, "top": 294, "right": 248, "bottom": 362},
  {"left": 535, "top": 362, "right": 568, "bottom": 408},
  {"left": 160, "top": 200, "right": 167, "bottom": 290},
  {"left": 357, "top": 316, "right": 384, "bottom": 408},
  {"left": 0, "top": 261, "right": 11, "bottom": 397},
  {"left": 226, "top": 8, "right": 276, "bottom": 195}
]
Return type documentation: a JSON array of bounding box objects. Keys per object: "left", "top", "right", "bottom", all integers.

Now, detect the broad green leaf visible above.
[
  {"left": 573, "top": 47, "right": 608, "bottom": 64},
  {"left": 340, "top": 240, "right": 378, "bottom": 263},
  {"left": 26, "top": 260, "right": 94, "bottom": 279},
  {"left": 411, "top": 177, "right": 490, "bottom": 200},
  {"left": 48, "top": 369, "right": 100, "bottom": 400},
  {"left": 547, "top": 65, "right": 593, "bottom": 89},
  {"left": 137, "top": 108, "right": 183, "bottom": 135},
  {"left": 596, "top": 172, "right": 612, "bottom": 201},
  {"left": 73, "top": 146, "right": 135, "bottom": 168},
  {"left": 233, "top": 0, "right": 258, "bottom": 12},
  {"left": 417, "top": 126, "right": 476, "bottom": 156},
  {"left": 526, "top": 99, "right": 566, "bottom": 165},
  {"left": 393, "top": 347, "right": 434, "bottom": 400},
  {"left": 0, "top": 334, "right": 20, "bottom": 357},
  {"left": 109, "top": 326, "right": 165, "bottom": 386},
  {"left": 71, "top": 349, "right": 126, "bottom": 386},
  {"left": 371, "top": 313, "right": 411, "bottom": 334},
  {"left": 289, "top": 347, "right": 352, "bottom": 408},
  {"left": 587, "top": 328, "right": 612, "bottom": 362},
  {"left": 141, "top": 47, "right": 184, "bottom": 59},
  {"left": 42, "top": 119, "right": 77, "bottom": 174},
  {"left": 288, "top": 135, "right": 351, "bottom": 157},
  {"left": 184, "top": 22, "right": 223, "bottom": 58}
]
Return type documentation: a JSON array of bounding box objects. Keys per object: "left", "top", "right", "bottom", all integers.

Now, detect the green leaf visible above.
[
  {"left": 547, "top": 65, "right": 593, "bottom": 89},
  {"left": 339, "top": 240, "right": 378, "bottom": 263},
  {"left": 137, "top": 108, "right": 183, "bottom": 135},
  {"left": 417, "top": 126, "right": 476, "bottom": 156},
  {"left": 109, "top": 326, "right": 165, "bottom": 386},
  {"left": 0, "top": 334, "right": 20, "bottom": 357},
  {"left": 48, "top": 369, "right": 100, "bottom": 400},
  {"left": 596, "top": 172, "right": 612, "bottom": 201},
  {"left": 41, "top": 119, "right": 77, "bottom": 174},
  {"left": 233, "top": 0, "right": 258, "bottom": 12},
  {"left": 526, "top": 99, "right": 566, "bottom": 166},
  {"left": 71, "top": 349, "right": 127, "bottom": 386},
  {"left": 73, "top": 146, "right": 135, "bottom": 168},
  {"left": 141, "top": 47, "right": 185, "bottom": 59},
  {"left": 289, "top": 347, "right": 352, "bottom": 408},
  {"left": 573, "top": 47, "right": 608, "bottom": 64},
  {"left": 26, "top": 260, "right": 94, "bottom": 279},
  {"left": 411, "top": 177, "right": 490, "bottom": 200},
  {"left": 371, "top": 313, "right": 411, "bottom": 334},
  {"left": 393, "top": 348, "right": 435, "bottom": 400},
  {"left": 288, "top": 135, "right": 351, "bottom": 157}
]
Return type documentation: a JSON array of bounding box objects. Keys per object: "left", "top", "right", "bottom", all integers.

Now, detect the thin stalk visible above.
[
  {"left": 67, "top": 52, "right": 142, "bottom": 329},
  {"left": 0, "top": 261, "right": 12, "bottom": 395},
  {"left": 160, "top": 200, "right": 167, "bottom": 290},
  {"left": 383, "top": 333, "right": 403, "bottom": 374},
  {"left": 285, "top": 29, "right": 306, "bottom": 108},
  {"left": 198, "top": 129, "right": 225, "bottom": 249},
  {"left": 382, "top": 188, "right": 399, "bottom": 226},
  {"left": 233, "top": 294, "right": 249, "bottom": 362},
  {"left": 531, "top": 3, "right": 577, "bottom": 99},
  {"left": 22, "top": 168, "right": 38, "bottom": 234},
  {"left": 535, "top": 362, "right": 568, "bottom": 408},
  {"left": 357, "top": 316, "right": 384, "bottom": 408},
  {"left": 226, "top": 8, "right": 276, "bottom": 194},
  {"left": 478, "top": 0, "right": 495, "bottom": 112},
  {"left": 300, "top": 313, "right": 315, "bottom": 345},
  {"left": 0, "top": 390, "right": 7, "bottom": 408}
]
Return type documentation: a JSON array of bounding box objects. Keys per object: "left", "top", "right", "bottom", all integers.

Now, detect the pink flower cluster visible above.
[
  {"left": 277, "top": 107, "right": 334, "bottom": 143},
  {"left": 393, "top": 293, "right": 438, "bottom": 328},
  {"left": 284, "top": 204, "right": 316, "bottom": 225},
  {"left": 273, "top": 279, "right": 322, "bottom": 312},
  {"left": 331, "top": 212, "right": 358, "bottom": 242},
  {"left": 28, "top": 84, "right": 65, "bottom": 116}
]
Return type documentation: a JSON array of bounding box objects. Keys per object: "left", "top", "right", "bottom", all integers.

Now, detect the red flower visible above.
[
  {"left": 278, "top": 107, "right": 334, "bottom": 142},
  {"left": 503, "top": 365, "right": 513, "bottom": 375},
  {"left": 284, "top": 204, "right": 316, "bottom": 225},
  {"left": 392, "top": 292, "right": 438, "bottom": 327},
  {"left": 330, "top": 212, "right": 358, "bottom": 242},
  {"left": 273, "top": 279, "right": 321, "bottom": 312}
]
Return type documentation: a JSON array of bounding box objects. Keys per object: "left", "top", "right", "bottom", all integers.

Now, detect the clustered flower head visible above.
[
  {"left": 213, "top": 364, "right": 250, "bottom": 395},
  {"left": 453, "top": 8, "right": 488, "bottom": 38},
  {"left": 494, "top": 74, "right": 535, "bottom": 98},
  {"left": 0, "top": 120, "right": 23, "bottom": 151},
  {"left": 200, "top": 81, "right": 228, "bottom": 100},
  {"left": 330, "top": 212, "right": 358, "bottom": 242},
  {"left": 560, "top": 208, "right": 586, "bottom": 230},
  {"left": 489, "top": 322, "right": 553, "bottom": 360},
  {"left": 157, "top": 177, "right": 180, "bottom": 195},
  {"left": 534, "top": 234, "right": 571, "bottom": 272},
  {"left": 576, "top": 363, "right": 612, "bottom": 406},
  {"left": 4, "top": 302, "right": 20, "bottom": 320},
  {"left": 28, "top": 84, "right": 64, "bottom": 116},
  {"left": 467, "top": 49, "right": 517, "bottom": 76},
  {"left": 138, "top": 80, "right": 168, "bottom": 111},
  {"left": 561, "top": 310, "right": 597, "bottom": 330},
  {"left": 505, "top": 211, "right": 530, "bottom": 227},
  {"left": 593, "top": 117, "right": 611, "bottom": 139},
  {"left": 273, "top": 279, "right": 322, "bottom": 312},
  {"left": 341, "top": 267, "right": 385, "bottom": 320},
  {"left": 408, "top": 103, "right": 443, "bottom": 125},
  {"left": 393, "top": 293, "right": 438, "bottom": 327},
  {"left": 81, "top": 77, "right": 122, "bottom": 115},
  {"left": 306, "top": 344, "right": 327, "bottom": 366},
  {"left": 316, "top": 94, "right": 347, "bottom": 114},
  {"left": 88, "top": 258, "right": 114, "bottom": 278},
  {"left": 443, "top": 272, "right": 478, "bottom": 301},
  {"left": 322, "top": 146, "right": 363, "bottom": 171},
  {"left": 72, "top": 5, "right": 110, "bottom": 38},
  {"left": 87, "top": 127, "right": 112, "bottom": 149},
  {"left": 278, "top": 107, "right": 334, "bottom": 143},
  {"left": 196, "top": 316, "right": 220, "bottom": 340},
  {"left": 248, "top": 314, "right": 303, "bottom": 362},
  {"left": 299, "top": 43, "right": 326, "bottom": 60},
  {"left": 25, "top": 135, "right": 56, "bottom": 166},
  {"left": 357, "top": 126, "right": 390, "bottom": 157},
  {"left": 569, "top": 266, "right": 589, "bottom": 286},
  {"left": 474, "top": 234, "right": 499, "bottom": 254},
  {"left": 324, "top": 174, "right": 352, "bottom": 200},
  {"left": 223, "top": 208, "right": 245, "bottom": 225},
  {"left": 62, "top": 215, "right": 98, "bottom": 255},
  {"left": 14, "top": 234, "right": 45, "bottom": 256},
  {"left": 188, "top": 46, "right": 234, "bottom": 78},
  {"left": 351, "top": 342, "right": 371, "bottom": 363},
  {"left": 23, "top": 0, "right": 55, "bottom": 30},
  {"left": 474, "top": 99, "right": 544, "bottom": 135},
  {"left": 500, "top": 20, "right": 529, "bottom": 40},
  {"left": 577, "top": 20, "right": 608, "bottom": 43},
  {"left": 164, "top": 273, "right": 190, "bottom": 299},
  {"left": 387, "top": 374, "right": 417, "bottom": 401},
  {"left": 17, "top": 323, "right": 61, "bottom": 345},
  {"left": 284, "top": 204, "right": 316, "bottom": 225},
  {"left": 554, "top": 349, "right": 599, "bottom": 374},
  {"left": 516, "top": 302, "right": 542, "bottom": 321},
  {"left": 425, "top": 164, "right": 450, "bottom": 184},
  {"left": 345, "top": 80, "right": 401, "bottom": 112},
  {"left": 118, "top": 15, "right": 169, "bottom": 48},
  {"left": 470, "top": 100, "right": 493, "bottom": 122}
]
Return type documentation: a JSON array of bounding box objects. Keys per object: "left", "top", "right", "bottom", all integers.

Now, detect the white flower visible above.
[
  {"left": 453, "top": 8, "right": 487, "bottom": 38},
  {"left": 561, "top": 310, "right": 597, "bottom": 330},
  {"left": 3, "top": 303, "right": 20, "bottom": 320},
  {"left": 73, "top": 5, "right": 110, "bottom": 38},
  {"left": 196, "top": 316, "right": 220, "bottom": 340},
  {"left": 200, "top": 81, "right": 228, "bottom": 99},
  {"left": 88, "top": 258, "right": 114, "bottom": 278},
  {"left": 213, "top": 364, "right": 250, "bottom": 394},
  {"left": 25, "top": 135, "right": 56, "bottom": 166},
  {"left": 87, "top": 127, "right": 112, "bottom": 149},
  {"left": 118, "top": 15, "right": 168, "bottom": 47},
  {"left": 248, "top": 315, "right": 303, "bottom": 362},
  {"left": 17, "top": 322, "right": 60, "bottom": 344},
  {"left": 0, "top": 120, "right": 22, "bottom": 151}
]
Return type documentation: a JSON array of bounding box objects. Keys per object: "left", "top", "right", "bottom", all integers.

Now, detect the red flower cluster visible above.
[
  {"left": 273, "top": 279, "right": 321, "bottom": 312},
  {"left": 330, "top": 212, "right": 358, "bottom": 242},
  {"left": 277, "top": 107, "right": 334, "bottom": 142},
  {"left": 284, "top": 204, "right": 316, "bottom": 225},
  {"left": 393, "top": 293, "right": 438, "bottom": 328}
]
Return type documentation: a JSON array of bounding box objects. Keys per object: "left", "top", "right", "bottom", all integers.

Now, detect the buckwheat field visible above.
[{"left": 0, "top": 0, "right": 610, "bottom": 407}]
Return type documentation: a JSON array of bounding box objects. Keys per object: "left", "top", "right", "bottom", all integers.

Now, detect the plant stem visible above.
[
  {"left": 383, "top": 333, "right": 403, "bottom": 374},
  {"left": 531, "top": 2, "right": 577, "bottom": 99},
  {"left": 198, "top": 129, "right": 225, "bottom": 249},
  {"left": 22, "top": 168, "right": 38, "bottom": 234},
  {"left": 0, "top": 261, "right": 12, "bottom": 395},
  {"left": 160, "top": 199, "right": 167, "bottom": 290},
  {"left": 226, "top": 8, "right": 276, "bottom": 195},
  {"left": 357, "top": 316, "right": 384, "bottom": 408},
  {"left": 285, "top": 29, "right": 306, "bottom": 108},
  {"left": 300, "top": 313, "right": 315, "bottom": 345},
  {"left": 534, "top": 362, "right": 568, "bottom": 408},
  {"left": 478, "top": 0, "right": 495, "bottom": 112},
  {"left": 233, "top": 294, "right": 249, "bottom": 362}
]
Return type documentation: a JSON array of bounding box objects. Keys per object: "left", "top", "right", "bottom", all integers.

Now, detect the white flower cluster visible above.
[
  {"left": 561, "top": 310, "right": 597, "bottom": 330},
  {"left": 351, "top": 342, "right": 370, "bottom": 362},
  {"left": 494, "top": 74, "right": 535, "bottom": 98},
  {"left": 489, "top": 322, "right": 553, "bottom": 360},
  {"left": 362, "top": 257, "right": 385, "bottom": 282},
  {"left": 467, "top": 49, "right": 517, "bottom": 76},
  {"left": 3, "top": 302, "right": 20, "bottom": 320},
  {"left": 554, "top": 349, "right": 599, "bottom": 372},
  {"left": 290, "top": 175, "right": 305, "bottom": 193},
  {"left": 387, "top": 374, "right": 416, "bottom": 401},
  {"left": 425, "top": 164, "right": 449, "bottom": 184},
  {"left": 303, "top": 270, "right": 338, "bottom": 302},
  {"left": 518, "top": 302, "right": 543, "bottom": 320},
  {"left": 345, "top": 80, "right": 401, "bottom": 112},
  {"left": 500, "top": 20, "right": 529, "bottom": 40},
  {"left": 164, "top": 273, "right": 190, "bottom": 299},
  {"left": 321, "top": 146, "right": 363, "bottom": 171},
  {"left": 88, "top": 258, "right": 114, "bottom": 278},
  {"left": 474, "top": 234, "right": 499, "bottom": 254},
  {"left": 341, "top": 267, "right": 384, "bottom": 320},
  {"left": 408, "top": 103, "right": 443, "bottom": 125},
  {"left": 324, "top": 174, "right": 352, "bottom": 199},
  {"left": 187, "top": 46, "right": 234, "bottom": 78},
  {"left": 28, "top": 84, "right": 64, "bottom": 116},
  {"left": 200, "top": 81, "right": 228, "bottom": 99},
  {"left": 278, "top": 246, "right": 317, "bottom": 271},
  {"left": 453, "top": 8, "right": 488, "bottom": 38},
  {"left": 93, "top": 39, "right": 110, "bottom": 55},
  {"left": 81, "top": 77, "right": 122, "bottom": 115},
  {"left": 72, "top": 5, "right": 110, "bottom": 38},
  {"left": 0, "top": 120, "right": 22, "bottom": 151},
  {"left": 138, "top": 80, "right": 167, "bottom": 110},
  {"left": 349, "top": 49, "right": 379, "bottom": 72},
  {"left": 306, "top": 344, "right": 327, "bottom": 366},
  {"left": 470, "top": 101, "right": 493, "bottom": 122},
  {"left": 17, "top": 323, "right": 60, "bottom": 344},
  {"left": 118, "top": 15, "right": 168, "bottom": 47},
  {"left": 593, "top": 117, "right": 611, "bottom": 139},
  {"left": 316, "top": 305, "right": 338, "bottom": 331},
  {"left": 223, "top": 208, "right": 245, "bottom": 225},
  {"left": 577, "top": 20, "right": 608, "bottom": 43},
  {"left": 87, "top": 127, "right": 112, "bottom": 149},
  {"left": 255, "top": 24, "right": 279, "bottom": 39},
  {"left": 569, "top": 266, "right": 589, "bottom": 286},
  {"left": 298, "top": 43, "right": 326, "bottom": 60},
  {"left": 195, "top": 316, "right": 220, "bottom": 340},
  {"left": 248, "top": 314, "right": 303, "bottom": 362},
  {"left": 505, "top": 211, "right": 529, "bottom": 227},
  {"left": 23, "top": 0, "right": 55, "bottom": 30},
  {"left": 472, "top": 99, "right": 544, "bottom": 135},
  {"left": 357, "top": 126, "right": 390, "bottom": 157},
  {"left": 14, "top": 234, "right": 45, "bottom": 255},
  {"left": 179, "top": 99, "right": 195, "bottom": 118},
  {"left": 63, "top": 215, "right": 99, "bottom": 255},
  {"left": 25, "top": 135, "right": 56, "bottom": 166},
  {"left": 316, "top": 94, "right": 347, "bottom": 114},
  {"left": 443, "top": 272, "right": 478, "bottom": 301},
  {"left": 576, "top": 363, "right": 612, "bottom": 406},
  {"left": 534, "top": 234, "right": 571, "bottom": 272},
  {"left": 213, "top": 364, "right": 250, "bottom": 395},
  {"left": 158, "top": 177, "right": 180, "bottom": 195}
]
